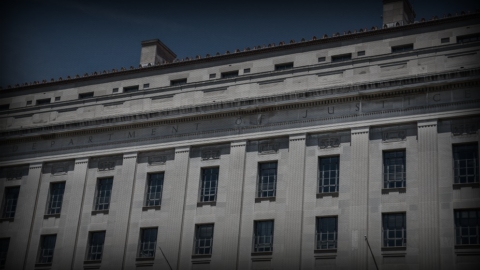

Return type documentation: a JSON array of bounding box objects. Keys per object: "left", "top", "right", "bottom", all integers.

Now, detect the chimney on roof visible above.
[
  {"left": 382, "top": 0, "right": 416, "bottom": 26},
  {"left": 140, "top": 39, "right": 176, "bottom": 67}
]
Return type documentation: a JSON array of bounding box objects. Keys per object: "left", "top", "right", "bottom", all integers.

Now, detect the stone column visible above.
[
  {"left": 219, "top": 140, "right": 247, "bottom": 270},
  {"left": 166, "top": 146, "right": 190, "bottom": 270},
  {"left": 58, "top": 157, "right": 89, "bottom": 270},
  {"left": 103, "top": 152, "right": 138, "bottom": 270},
  {"left": 282, "top": 134, "right": 307, "bottom": 269},
  {"left": 4, "top": 162, "right": 43, "bottom": 270},
  {"left": 417, "top": 120, "right": 440, "bottom": 270},
  {"left": 349, "top": 127, "right": 370, "bottom": 270}
]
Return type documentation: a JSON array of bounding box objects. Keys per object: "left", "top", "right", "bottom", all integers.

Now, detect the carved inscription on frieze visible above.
[
  {"left": 201, "top": 149, "right": 220, "bottom": 160},
  {"left": 452, "top": 122, "right": 478, "bottom": 136},
  {"left": 318, "top": 137, "right": 341, "bottom": 149}
]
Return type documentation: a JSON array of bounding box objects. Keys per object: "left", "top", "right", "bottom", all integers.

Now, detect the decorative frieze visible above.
[
  {"left": 1, "top": 166, "right": 28, "bottom": 180},
  {"left": 258, "top": 140, "right": 279, "bottom": 154},
  {"left": 451, "top": 122, "right": 478, "bottom": 136},
  {"left": 318, "top": 137, "right": 341, "bottom": 149},
  {"left": 43, "top": 161, "right": 74, "bottom": 175},
  {"left": 98, "top": 160, "right": 116, "bottom": 171},
  {"left": 382, "top": 130, "right": 406, "bottom": 142},
  {"left": 201, "top": 149, "right": 220, "bottom": 160}
]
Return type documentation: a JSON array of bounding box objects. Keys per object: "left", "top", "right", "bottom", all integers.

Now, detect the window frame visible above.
[
  {"left": 257, "top": 162, "right": 278, "bottom": 198},
  {"left": 0, "top": 238, "right": 10, "bottom": 268},
  {"left": 37, "top": 234, "right": 57, "bottom": 264},
  {"left": 36, "top": 98, "right": 51, "bottom": 106},
  {"left": 46, "top": 182, "right": 66, "bottom": 215},
  {"left": 315, "top": 216, "right": 338, "bottom": 250},
  {"left": 94, "top": 178, "right": 113, "bottom": 211},
  {"left": 199, "top": 167, "right": 219, "bottom": 203},
  {"left": 454, "top": 208, "right": 480, "bottom": 246},
  {"left": 1, "top": 186, "right": 20, "bottom": 219},
  {"left": 383, "top": 150, "right": 406, "bottom": 189},
  {"left": 331, "top": 53, "right": 352, "bottom": 62},
  {"left": 78, "top": 92, "right": 94, "bottom": 99},
  {"left": 457, "top": 33, "right": 480, "bottom": 44},
  {"left": 318, "top": 156, "right": 340, "bottom": 194},
  {"left": 137, "top": 227, "right": 158, "bottom": 258},
  {"left": 220, "top": 71, "right": 239, "bottom": 79},
  {"left": 382, "top": 213, "right": 406, "bottom": 248},
  {"left": 452, "top": 143, "right": 479, "bottom": 184},
  {"left": 170, "top": 78, "right": 187, "bottom": 86},
  {"left": 85, "top": 231, "right": 106, "bottom": 262},
  {"left": 144, "top": 173, "right": 164, "bottom": 207},
  {"left": 391, "top": 44, "right": 414, "bottom": 53},
  {"left": 274, "top": 62, "right": 294, "bottom": 71},
  {"left": 253, "top": 220, "right": 274, "bottom": 253},
  {"left": 194, "top": 224, "right": 214, "bottom": 255},
  {"left": 123, "top": 85, "right": 139, "bottom": 93}
]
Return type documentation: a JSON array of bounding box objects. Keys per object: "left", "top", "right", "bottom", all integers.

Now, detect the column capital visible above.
[
  {"left": 351, "top": 126, "right": 370, "bottom": 135},
  {"left": 28, "top": 162, "right": 43, "bottom": 170},
  {"left": 289, "top": 133, "right": 307, "bottom": 141},
  {"left": 175, "top": 146, "right": 190, "bottom": 154},
  {"left": 75, "top": 157, "right": 89, "bottom": 165},
  {"left": 417, "top": 119, "right": 437, "bottom": 128},
  {"left": 231, "top": 140, "right": 247, "bottom": 148},
  {"left": 123, "top": 152, "right": 138, "bottom": 160}
]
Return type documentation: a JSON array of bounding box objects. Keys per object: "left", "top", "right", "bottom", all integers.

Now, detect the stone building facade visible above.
[{"left": 0, "top": 1, "right": 479, "bottom": 269}]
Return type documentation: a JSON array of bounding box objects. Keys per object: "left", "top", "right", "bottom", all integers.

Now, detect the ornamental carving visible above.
[
  {"left": 148, "top": 155, "right": 167, "bottom": 165},
  {"left": 318, "top": 137, "right": 340, "bottom": 149},
  {"left": 382, "top": 130, "right": 406, "bottom": 142},
  {"left": 201, "top": 149, "right": 220, "bottom": 160},
  {"left": 4, "top": 167, "right": 26, "bottom": 180},
  {"left": 98, "top": 160, "right": 116, "bottom": 171},
  {"left": 52, "top": 164, "right": 68, "bottom": 175},
  {"left": 258, "top": 141, "right": 279, "bottom": 154},
  {"left": 452, "top": 122, "right": 478, "bottom": 136}
]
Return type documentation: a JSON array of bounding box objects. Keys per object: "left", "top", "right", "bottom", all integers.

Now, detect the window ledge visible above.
[
  {"left": 83, "top": 260, "right": 101, "bottom": 264},
  {"left": 197, "top": 201, "right": 216, "bottom": 207},
  {"left": 43, "top": 213, "right": 60, "bottom": 219},
  {"left": 135, "top": 257, "right": 155, "bottom": 261},
  {"left": 382, "top": 187, "right": 406, "bottom": 194},
  {"left": 453, "top": 183, "right": 479, "bottom": 189},
  {"left": 316, "top": 192, "right": 339, "bottom": 198},
  {"left": 191, "top": 254, "right": 212, "bottom": 259},
  {"left": 255, "top": 197, "right": 276, "bottom": 203},
  {"left": 381, "top": 246, "right": 406, "bottom": 252},
  {"left": 91, "top": 210, "right": 109, "bottom": 215},
  {"left": 142, "top": 205, "right": 161, "bottom": 211},
  {"left": 314, "top": 249, "right": 337, "bottom": 254},
  {"left": 455, "top": 244, "right": 480, "bottom": 251},
  {"left": 251, "top": 252, "right": 273, "bottom": 256},
  {"left": 0, "top": 217, "right": 14, "bottom": 223},
  {"left": 34, "top": 263, "right": 52, "bottom": 269}
]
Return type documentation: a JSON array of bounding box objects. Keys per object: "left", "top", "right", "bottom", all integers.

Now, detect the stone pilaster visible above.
[
  {"left": 350, "top": 127, "right": 370, "bottom": 270},
  {"left": 417, "top": 120, "right": 440, "bottom": 270}
]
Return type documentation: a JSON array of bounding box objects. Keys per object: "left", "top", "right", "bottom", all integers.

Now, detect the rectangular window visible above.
[
  {"left": 0, "top": 238, "right": 9, "bottom": 268},
  {"left": 194, "top": 224, "right": 214, "bottom": 255},
  {"left": 318, "top": 57, "right": 326, "bottom": 62},
  {"left": 2, "top": 187, "right": 20, "bottom": 219},
  {"left": 170, "top": 78, "right": 187, "bottom": 86},
  {"left": 391, "top": 44, "right": 414, "bottom": 53},
  {"left": 454, "top": 209, "right": 480, "bottom": 245},
  {"left": 357, "top": 51, "right": 365, "bottom": 56},
  {"left": 143, "top": 83, "right": 150, "bottom": 89},
  {"left": 138, "top": 228, "right": 158, "bottom": 258},
  {"left": 94, "top": 178, "right": 113, "bottom": 211},
  {"left": 382, "top": 213, "right": 406, "bottom": 248},
  {"left": 253, "top": 220, "right": 274, "bottom": 252},
  {"left": 243, "top": 68, "right": 251, "bottom": 74},
  {"left": 274, "top": 62, "right": 293, "bottom": 71},
  {"left": 123, "top": 86, "right": 139, "bottom": 93},
  {"left": 209, "top": 73, "right": 216, "bottom": 79},
  {"left": 200, "top": 168, "right": 219, "bottom": 202},
  {"left": 112, "top": 88, "right": 119, "bottom": 93},
  {"left": 441, "top": 37, "right": 450, "bottom": 43},
  {"left": 453, "top": 144, "right": 479, "bottom": 184},
  {"left": 86, "top": 232, "right": 105, "bottom": 261},
  {"left": 331, "top": 53, "right": 352, "bottom": 62},
  {"left": 37, "top": 235, "right": 57, "bottom": 264},
  {"left": 46, "top": 182, "right": 65, "bottom": 215},
  {"left": 145, "top": 173, "right": 164, "bottom": 207},
  {"left": 54, "top": 97, "right": 60, "bottom": 101},
  {"left": 257, "top": 162, "right": 277, "bottom": 198},
  {"left": 383, "top": 150, "right": 406, "bottom": 188},
  {"left": 79, "top": 92, "right": 94, "bottom": 99},
  {"left": 316, "top": 217, "right": 338, "bottom": 250},
  {"left": 36, "top": 98, "right": 51, "bottom": 105},
  {"left": 457, "top": 33, "right": 480, "bottom": 44},
  {"left": 26, "top": 100, "right": 32, "bottom": 105},
  {"left": 221, "top": 71, "right": 238, "bottom": 79},
  {"left": 318, "top": 156, "right": 339, "bottom": 193}
]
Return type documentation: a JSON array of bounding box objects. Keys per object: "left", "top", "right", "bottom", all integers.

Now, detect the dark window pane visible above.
[
  {"left": 383, "top": 151, "right": 406, "bottom": 188},
  {"left": 0, "top": 238, "right": 10, "bottom": 268},
  {"left": 87, "top": 232, "right": 105, "bottom": 261},
  {"left": 253, "top": 220, "right": 274, "bottom": 252},
  {"left": 457, "top": 33, "right": 480, "bottom": 44},
  {"left": 200, "top": 168, "right": 219, "bottom": 202},
  {"left": 38, "top": 235, "right": 56, "bottom": 264},
  {"left": 453, "top": 144, "right": 479, "bottom": 184},
  {"left": 95, "top": 178, "right": 113, "bottom": 211},
  {"left": 2, "top": 187, "right": 20, "bottom": 218},
  {"left": 123, "top": 86, "right": 139, "bottom": 93},
  {"left": 318, "top": 156, "right": 340, "bottom": 193},
  {"left": 170, "top": 79, "right": 187, "bottom": 86},
  {"left": 316, "top": 217, "right": 338, "bottom": 249},
  {"left": 258, "top": 163, "right": 277, "bottom": 198},
  {"left": 454, "top": 209, "right": 480, "bottom": 245},
  {"left": 195, "top": 224, "right": 214, "bottom": 254},
  {"left": 382, "top": 213, "right": 406, "bottom": 247},
  {"left": 47, "top": 182, "right": 65, "bottom": 215},
  {"left": 331, "top": 54, "right": 352, "bottom": 62},
  {"left": 275, "top": 63, "right": 293, "bottom": 71},
  {"left": 221, "top": 71, "right": 238, "bottom": 79},
  {"left": 79, "top": 92, "right": 94, "bottom": 99},
  {"left": 145, "top": 173, "right": 164, "bottom": 206},
  {"left": 391, "top": 44, "right": 414, "bottom": 53},
  {"left": 138, "top": 228, "right": 157, "bottom": 258}
]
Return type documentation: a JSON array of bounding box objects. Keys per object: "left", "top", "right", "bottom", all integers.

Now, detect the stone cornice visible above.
[
  {"left": 1, "top": 11, "right": 478, "bottom": 92},
  {"left": 1, "top": 68, "right": 479, "bottom": 141}
]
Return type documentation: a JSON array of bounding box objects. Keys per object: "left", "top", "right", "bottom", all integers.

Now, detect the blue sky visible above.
[{"left": 1, "top": 0, "right": 478, "bottom": 87}]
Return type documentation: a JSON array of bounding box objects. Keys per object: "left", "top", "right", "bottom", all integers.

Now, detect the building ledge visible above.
[
  {"left": 191, "top": 254, "right": 212, "bottom": 259},
  {"left": 197, "top": 201, "right": 216, "bottom": 207},
  {"left": 381, "top": 187, "right": 406, "bottom": 194},
  {"left": 255, "top": 197, "right": 276, "bottom": 203},
  {"left": 317, "top": 192, "right": 339, "bottom": 198},
  {"left": 43, "top": 213, "right": 60, "bottom": 219},
  {"left": 34, "top": 263, "right": 52, "bottom": 269},
  {"left": 142, "top": 205, "right": 161, "bottom": 211},
  {"left": 0, "top": 217, "right": 14, "bottom": 223},
  {"left": 381, "top": 246, "right": 406, "bottom": 256},
  {"left": 91, "top": 210, "right": 109, "bottom": 215},
  {"left": 136, "top": 257, "right": 155, "bottom": 261},
  {"left": 83, "top": 260, "right": 101, "bottom": 264},
  {"left": 314, "top": 249, "right": 337, "bottom": 254},
  {"left": 453, "top": 183, "right": 479, "bottom": 189},
  {"left": 251, "top": 252, "right": 272, "bottom": 256}
]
